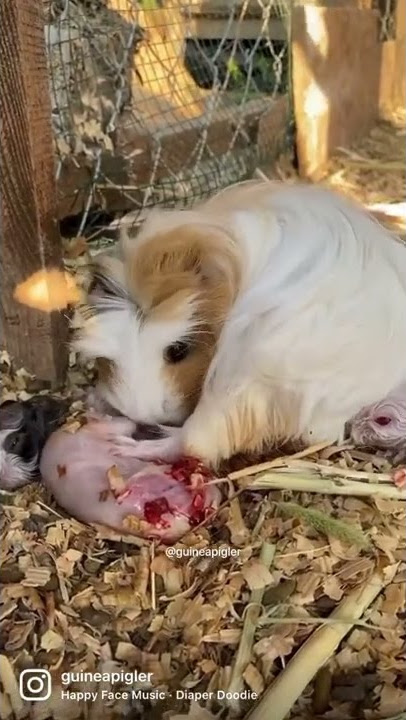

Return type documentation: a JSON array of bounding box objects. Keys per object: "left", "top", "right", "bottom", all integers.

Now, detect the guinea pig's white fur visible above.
[{"left": 73, "top": 181, "right": 406, "bottom": 466}]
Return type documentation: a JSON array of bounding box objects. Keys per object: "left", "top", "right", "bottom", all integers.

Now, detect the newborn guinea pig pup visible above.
[
  {"left": 72, "top": 181, "right": 406, "bottom": 467},
  {"left": 39, "top": 416, "right": 220, "bottom": 542},
  {"left": 349, "top": 384, "right": 406, "bottom": 463},
  {"left": 0, "top": 396, "right": 67, "bottom": 490}
]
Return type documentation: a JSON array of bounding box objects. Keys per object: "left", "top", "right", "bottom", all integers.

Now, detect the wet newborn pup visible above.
[
  {"left": 39, "top": 416, "right": 220, "bottom": 542},
  {"left": 73, "top": 181, "right": 406, "bottom": 467},
  {"left": 0, "top": 396, "right": 67, "bottom": 489},
  {"left": 349, "top": 384, "right": 406, "bottom": 464}
]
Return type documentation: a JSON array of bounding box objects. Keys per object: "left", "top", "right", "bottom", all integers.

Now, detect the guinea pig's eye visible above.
[
  {"left": 5, "top": 432, "right": 24, "bottom": 454},
  {"left": 164, "top": 341, "right": 191, "bottom": 364},
  {"left": 5, "top": 431, "right": 36, "bottom": 462},
  {"left": 375, "top": 416, "right": 392, "bottom": 426}
]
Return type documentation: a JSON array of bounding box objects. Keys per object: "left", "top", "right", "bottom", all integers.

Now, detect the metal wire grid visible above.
[
  {"left": 44, "top": 0, "right": 291, "bottom": 235},
  {"left": 373, "top": 0, "right": 398, "bottom": 40}
]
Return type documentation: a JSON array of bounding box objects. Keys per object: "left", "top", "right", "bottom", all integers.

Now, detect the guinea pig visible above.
[
  {"left": 0, "top": 396, "right": 67, "bottom": 490},
  {"left": 39, "top": 415, "right": 220, "bottom": 543},
  {"left": 349, "top": 384, "right": 406, "bottom": 463},
  {"left": 72, "top": 180, "right": 406, "bottom": 468}
]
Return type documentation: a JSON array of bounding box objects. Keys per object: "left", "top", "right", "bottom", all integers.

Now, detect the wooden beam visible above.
[
  {"left": 0, "top": 0, "right": 68, "bottom": 384},
  {"left": 180, "top": 0, "right": 287, "bottom": 38},
  {"left": 55, "top": 96, "right": 283, "bottom": 219},
  {"left": 184, "top": 15, "right": 286, "bottom": 40},
  {"left": 182, "top": 0, "right": 285, "bottom": 14}
]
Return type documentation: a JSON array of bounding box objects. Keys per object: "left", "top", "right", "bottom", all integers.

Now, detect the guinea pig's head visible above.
[
  {"left": 0, "top": 396, "right": 67, "bottom": 490},
  {"left": 350, "top": 394, "right": 406, "bottom": 450},
  {"left": 72, "top": 215, "right": 241, "bottom": 426}
]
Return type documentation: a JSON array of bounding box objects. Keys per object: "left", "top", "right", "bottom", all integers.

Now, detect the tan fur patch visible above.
[
  {"left": 125, "top": 224, "right": 242, "bottom": 415},
  {"left": 168, "top": 326, "right": 218, "bottom": 416}
]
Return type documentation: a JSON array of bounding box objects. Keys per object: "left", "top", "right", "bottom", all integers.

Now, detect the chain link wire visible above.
[
  {"left": 44, "top": 0, "right": 292, "bottom": 235},
  {"left": 373, "top": 0, "right": 397, "bottom": 40}
]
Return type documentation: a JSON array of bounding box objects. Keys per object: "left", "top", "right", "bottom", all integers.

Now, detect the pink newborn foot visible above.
[
  {"left": 392, "top": 467, "right": 406, "bottom": 489},
  {"left": 109, "top": 431, "right": 182, "bottom": 462}
]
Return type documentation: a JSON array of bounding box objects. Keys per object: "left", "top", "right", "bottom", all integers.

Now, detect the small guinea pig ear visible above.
[
  {"left": 0, "top": 401, "right": 23, "bottom": 431},
  {"left": 24, "top": 396, "right": 68, "bottom": 440}
]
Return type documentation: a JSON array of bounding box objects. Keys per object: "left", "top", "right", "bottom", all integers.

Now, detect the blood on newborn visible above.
[
  {"left": 168, "top": 456, "right": 212, "bottom": 485},
  {"left": 190, "top": 491, "right": 206, "bottom": 525},
  {"left": 144, "top": 497, "right": 172, "bottom": 526},
  {"left": 39, "top": 417, "right": 221, "bottom": 543}
]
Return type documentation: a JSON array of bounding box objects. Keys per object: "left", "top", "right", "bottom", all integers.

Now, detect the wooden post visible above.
[
  {"left": 292, "top": 4, "right": 381, "bottom": 179},
  {"left": 0, "top": 0, "right": 68, "bottom": 385}
]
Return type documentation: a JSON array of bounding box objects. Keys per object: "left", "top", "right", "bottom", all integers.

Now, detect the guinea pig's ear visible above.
[
  {"left": 125, "top": 223, "right": 242, "bottom": 310},
  {"left": 24, "top": 396, "right": 68, "bottom": 440},
  {"left": 0, "top": 401, "right": 23, "bottom": 431}
]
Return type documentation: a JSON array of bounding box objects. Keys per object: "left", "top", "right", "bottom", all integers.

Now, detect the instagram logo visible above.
[{"left": 19, "top": 669, "right": 52, "bottom": 701}]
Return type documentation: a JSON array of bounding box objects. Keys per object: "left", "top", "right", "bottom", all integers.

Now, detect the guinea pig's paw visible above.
[
  {"left": 110, "top": 434, "right": 182, "bottom": 462},
  {"left": 107, "top": 435, "right": 139, "bottom": 456},
  {"left": 183, "top": 418, "right": 225, "bottom": 468},
  {"left": 392, "top": 467, "right": 406, "bottom": 488}
]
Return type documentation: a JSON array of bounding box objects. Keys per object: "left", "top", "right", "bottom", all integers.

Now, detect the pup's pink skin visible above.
[
  {"left": 40, "top": 417, "right": 220, "bottom": 543},
  {"left": 109, "top": 426, "right": 183, "bottom": 462},
  {"left": 349, "top": 387, "right": 406, "bottom": 481}
]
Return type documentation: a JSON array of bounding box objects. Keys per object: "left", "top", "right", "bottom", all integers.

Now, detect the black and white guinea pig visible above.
[
  {"left": 0, "top": 396, "right": 67, "bottom": 490},
  {"left": 72, "top": 181, "right": 406, "bottom": 468}
]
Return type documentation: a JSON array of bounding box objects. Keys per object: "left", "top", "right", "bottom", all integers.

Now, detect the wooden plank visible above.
[
  {"left": 185, "top": 0, "right": 368, "bottom": 10},
  {"left": 293, "top": 1, "right": 367, "bottom": 6},
  {"left": 184, "top": 15, "right": 286, "bottom": 39},
  {"left": 55, "top": 96, "right": 278, "bottom": 218},
  {"left": 0, "top": 0, "right": 68, "bottom": 384},
  {"left": 379, "top": 0, "right": 406, "bottom": 116},
  {"left": 182, "top": 0, "right": 275, "bottom": 13},
  {"left": 292, "top": 6, "right": 381, "bottom": 179},
  {"left": 181, "top": 0, "right": 287, "bottom": 38}
]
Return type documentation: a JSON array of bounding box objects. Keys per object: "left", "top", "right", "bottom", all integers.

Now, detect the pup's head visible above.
[
  {"left": 0, "top": 396, "right": 67, "bottom": 490},
  {"left": 350, "top": 394, "right": 406, "bottom": 450},
  {"left": 72, "top": 215, "right": 241, "bottom": 425}
]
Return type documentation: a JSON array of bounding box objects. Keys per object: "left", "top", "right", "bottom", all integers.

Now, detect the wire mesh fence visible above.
[
  {"left": 373, "top": 0, "right": 397, "bottom": 40},
  {"left": 44, "top": 0, "right": 292, "bottom": 237}
]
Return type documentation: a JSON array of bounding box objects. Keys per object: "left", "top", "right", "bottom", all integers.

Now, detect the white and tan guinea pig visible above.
[{"left": 72, "top": 181, "right": 406, "bottom": 467}]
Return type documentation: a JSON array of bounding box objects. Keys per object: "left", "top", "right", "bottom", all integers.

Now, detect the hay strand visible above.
[
  {"left": 227, "top": 542, "right": 276, "bottom": 708},
  {"left": 246, "top": 563, "right": 399, "bottom": 720}
]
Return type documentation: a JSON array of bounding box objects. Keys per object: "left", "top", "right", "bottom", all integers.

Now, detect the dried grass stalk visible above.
[
  {"left": 246, "top": 563, "right": 399, "bottom": 720},
  {"left": 227, "top": 542, "right": 276, "bottom": 707},
  {"left": 245, "top": 470, "right": 406, "bottom": 500}
]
